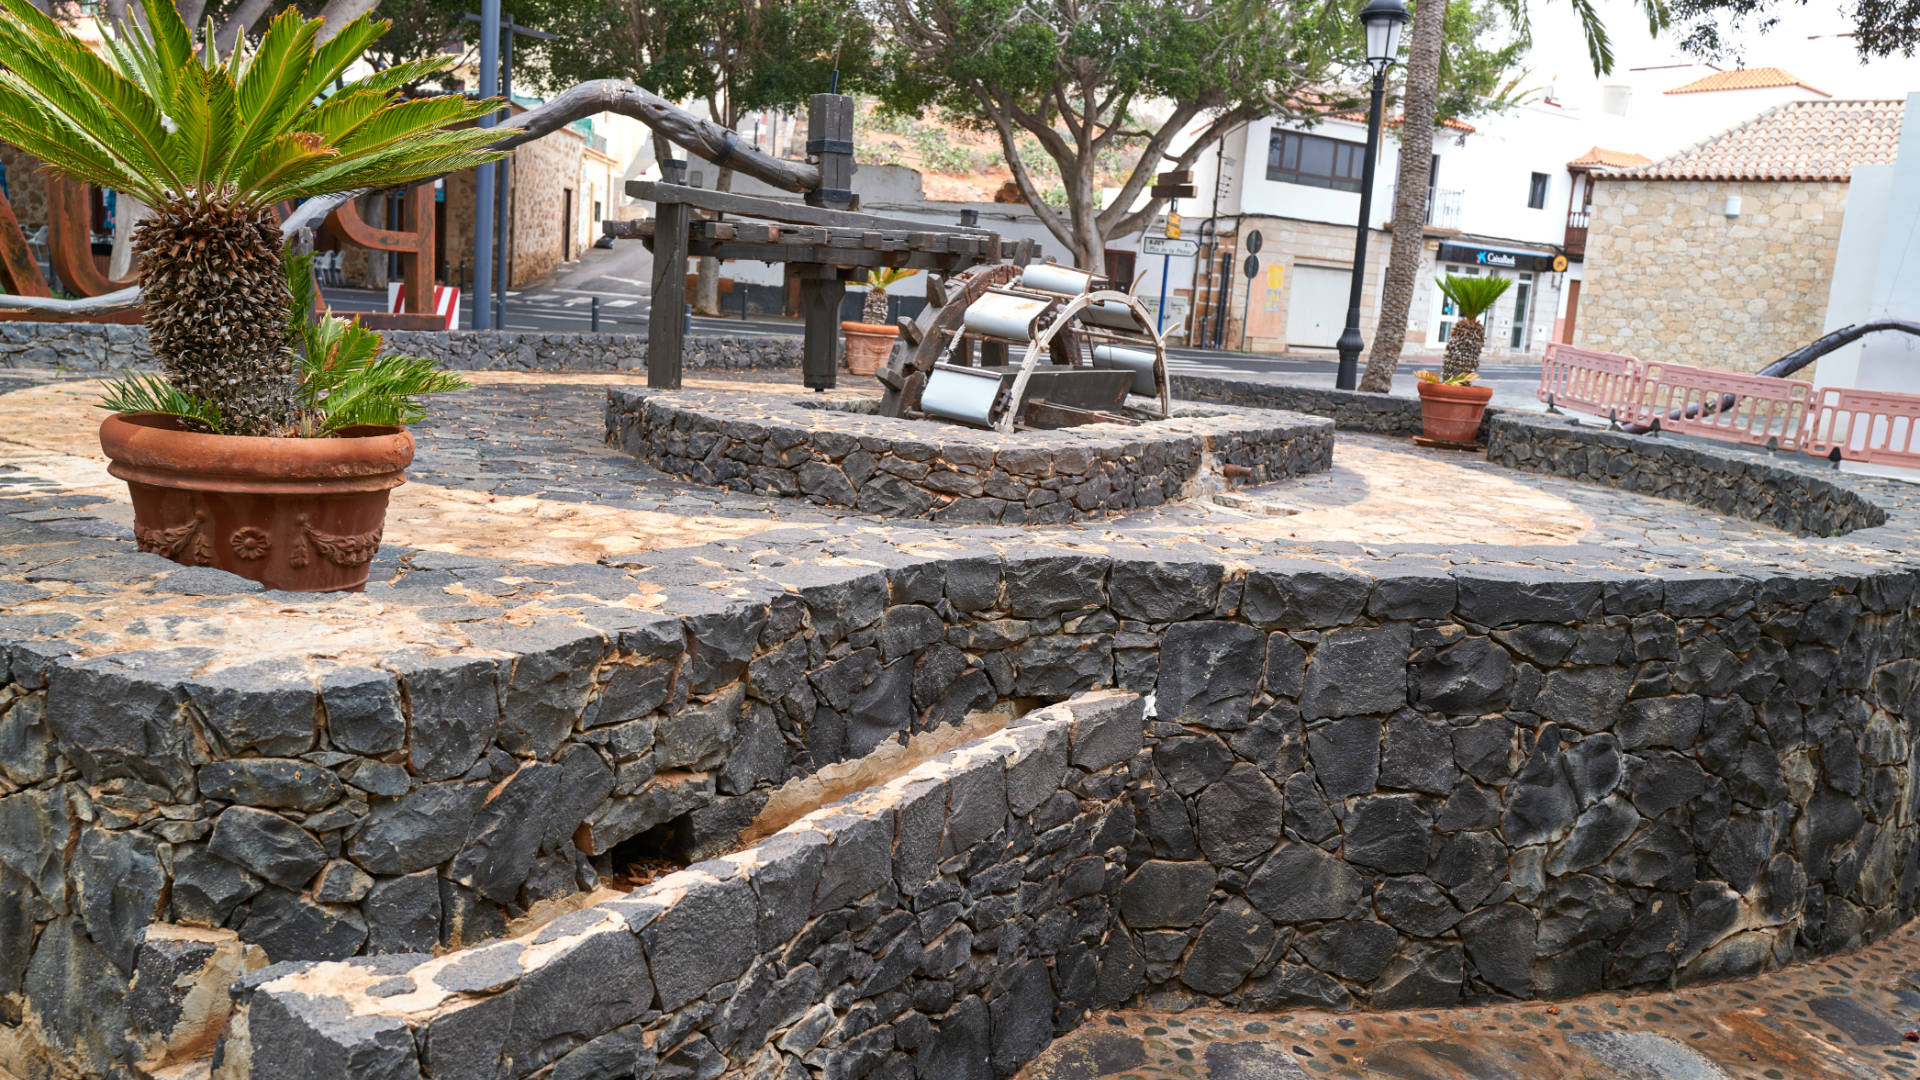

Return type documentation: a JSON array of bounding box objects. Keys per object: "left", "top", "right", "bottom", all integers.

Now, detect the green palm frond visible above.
[
  {"left": 282, "top": 252, "right": 470, "bottom": 434},
  {"left": 97, "top": 372, "right": 227, "bottom": 433},
  {"left": 1435, "top": 274, "right": 1513, "bottom": 319},
  {"left": 0, "top": 0, "right": 505, "bottom": 213}
]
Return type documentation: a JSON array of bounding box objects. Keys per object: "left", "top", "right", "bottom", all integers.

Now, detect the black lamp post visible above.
[{"left": 1334, "top": 0, "right": 1409, "bottom": 390}]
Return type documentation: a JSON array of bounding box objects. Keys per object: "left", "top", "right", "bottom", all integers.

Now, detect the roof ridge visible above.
[{"left": 1604, "top": 97, "right": 1905, "bottom": 182}]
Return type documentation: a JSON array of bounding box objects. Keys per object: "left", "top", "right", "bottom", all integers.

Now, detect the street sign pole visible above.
[
  {"left": 472, "top": 0, "right": 498, "bottom": 330},
  {"left": 1155, "top": 201, "right": 1174, "bottom": 335},
  {"left": 1240, "top": 253, "right": 1259, "bottom": 353}
]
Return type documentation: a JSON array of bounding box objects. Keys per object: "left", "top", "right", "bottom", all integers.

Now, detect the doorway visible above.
[
  {"left": 562, "top": 188, "right": 575, "bottom": 262},
  {"left": 1561, "top": 279, "right": 1582, "bottom": 344}
]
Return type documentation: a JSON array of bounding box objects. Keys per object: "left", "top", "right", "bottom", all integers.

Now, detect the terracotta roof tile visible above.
[
  {"left": 1664, "top": 67, "right": 1830, "bottom": 97},
  {"left": 1567, "top": 146, "right": 1653, "bottom": 169},
  {"left": 1604, "top": 99, "right": 1903, "bottom": 182}
]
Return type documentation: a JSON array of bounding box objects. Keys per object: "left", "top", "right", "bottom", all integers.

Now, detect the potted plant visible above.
[
  {"left": 1416, "top": 274, "right": 1512, "bottom": 445},
  {"left": 843, "top": 267, "right": 917, "bottom": 377},
  {"left": 0, "top": 0, "right": 503, "bottom": 590}
]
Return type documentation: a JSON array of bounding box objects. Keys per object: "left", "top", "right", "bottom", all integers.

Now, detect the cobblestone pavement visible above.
[
  {"left": 1020, "top": 919, "right": 1920, "bottom": 1080},
  {"left": 0, "top": 374, "right": 1795, "bottom": 566}
]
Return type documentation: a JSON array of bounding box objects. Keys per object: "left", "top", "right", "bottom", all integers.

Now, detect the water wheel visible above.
[{"left": 877, "top": 262, "right": 1023, "bottom": 417}]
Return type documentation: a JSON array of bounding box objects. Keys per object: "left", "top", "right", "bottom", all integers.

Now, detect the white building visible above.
[{"left": 1178, "top": 66, "right": 1834, "bottom": 358}]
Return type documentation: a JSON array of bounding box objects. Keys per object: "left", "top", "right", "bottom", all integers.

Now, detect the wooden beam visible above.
[
  {"left": 628, "top": 181, "right": 993, "bottom": 237},
  {"left": 648, "top": 168, "right": 691, "bottom": 389},
  {"left": 799, "top": 265, "right": 845, "bottom": 390}
]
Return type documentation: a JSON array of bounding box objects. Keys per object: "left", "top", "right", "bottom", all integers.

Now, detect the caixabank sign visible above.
[{"left": 1437, "top": 242, "right": 1563, "bottom": 273}]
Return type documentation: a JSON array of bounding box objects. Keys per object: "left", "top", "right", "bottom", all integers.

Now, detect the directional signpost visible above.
[
  {"left": 1141, "top": 236, "right": 1198, "bottom": 257},
  {"left": 1148, "top": 170, "right": 1198, "bottom": 336}
]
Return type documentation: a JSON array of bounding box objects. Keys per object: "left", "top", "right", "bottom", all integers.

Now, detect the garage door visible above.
[{"left": 1286, "top": 265, "right": 1350, "bottom": 348}]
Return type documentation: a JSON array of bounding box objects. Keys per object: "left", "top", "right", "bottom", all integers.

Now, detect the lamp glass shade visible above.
[{"left": 1360, "top": 0, "right": 1408, "bottom": 69}]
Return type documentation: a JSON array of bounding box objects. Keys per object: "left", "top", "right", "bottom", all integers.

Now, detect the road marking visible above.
[{"left": 606, "top": 299, "right": 638, "bottom": 308}]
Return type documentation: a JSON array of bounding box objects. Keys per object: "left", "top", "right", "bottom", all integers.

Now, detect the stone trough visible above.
[{"left": 2, "top": 361, "right": 1920, "bottom": 1080}]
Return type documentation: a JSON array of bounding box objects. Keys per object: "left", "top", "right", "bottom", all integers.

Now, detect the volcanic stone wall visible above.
[
  {"left": 1486, "top": 412, "right": 1887, "bottom": 537},
  {"left": 221, "top": 692, "right": 1147, "bottom": 1080},
  {"left": 0, "top": 322, "right": 800, "bottom": 373},
  {"left": 605, "top": 387, "right": 1334, "bottom": 524}
]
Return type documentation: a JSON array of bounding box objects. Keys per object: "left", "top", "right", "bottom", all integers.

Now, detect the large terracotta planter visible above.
[
  {"left": 1416, "top": 380, "right": 1494, "bottom": 445},
  {"left": 99, "top": 413, "right": 413, "bottom": 593},
  {"left": 842, "top": 321, "right": 899, "bottom": 377}
]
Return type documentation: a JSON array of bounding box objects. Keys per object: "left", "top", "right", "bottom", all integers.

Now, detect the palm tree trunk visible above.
[{"left": 1358, "top": 0, "right": 1446, "bottom": 394}]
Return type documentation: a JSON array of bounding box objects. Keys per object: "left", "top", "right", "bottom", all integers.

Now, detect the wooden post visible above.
[
  {"left": 401, "top": 182, "right": 435, "bottom": 318},
  {"left": 804, "top": 94, "right": 856, "bottom": 209},
  {"left": 648, "top": 160, "right": 690, "bottom": 389},
  {"left": 800, "top": 265, "right": 845, "bottom": 391}
]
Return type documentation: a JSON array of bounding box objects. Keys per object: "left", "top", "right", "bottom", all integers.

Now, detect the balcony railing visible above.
[
  {"left": 1565, "top": 210, "right": 1590, "bottom": 258},
  {"left": 1390, "top": 184, "right": 1464, "bottom": 230}
]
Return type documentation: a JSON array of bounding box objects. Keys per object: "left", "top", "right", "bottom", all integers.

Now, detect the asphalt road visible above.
[{"left": 327, "top": 243, "right": 1548, "bottom": 411}]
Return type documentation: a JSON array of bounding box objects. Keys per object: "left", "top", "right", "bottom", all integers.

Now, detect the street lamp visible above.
[{"left": 1334, "top": 0, "right": 1409, "bottom": 390}]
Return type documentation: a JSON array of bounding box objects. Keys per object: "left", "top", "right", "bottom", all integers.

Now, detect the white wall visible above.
[{"left": 1234, "top": 115, "right": 1398, "bottom": 229}]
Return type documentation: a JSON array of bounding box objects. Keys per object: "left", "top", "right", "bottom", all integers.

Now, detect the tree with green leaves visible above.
[
  {"left": 519, "top": 0, "right": 872, "bottom": 313},
  {"left": 875, "top": 0, "right": 1363, "bottom": 268},
  {"left": 0, "top": 0, "right": 502, "bottom": 434}
]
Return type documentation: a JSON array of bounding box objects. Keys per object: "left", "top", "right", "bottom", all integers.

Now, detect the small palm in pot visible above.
[{"left": 1436, "top": 274, "right": 1514, "bottom": 382}]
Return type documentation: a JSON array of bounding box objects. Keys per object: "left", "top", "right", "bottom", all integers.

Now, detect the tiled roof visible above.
[
  {"left": 1664, "top": 67, "right": 1830, "bottom": 97},
  {"left": 1604, "top": 99, "right": 1904, "bottom": 182},
  {"left": 1567, "top": 146, "right": 1653, "bottom": 169}
]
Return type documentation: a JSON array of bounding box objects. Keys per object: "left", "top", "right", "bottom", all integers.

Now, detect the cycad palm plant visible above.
[
  {"left": 861, "top": 267, "right": 918, "bottom": 324},
  {"left": 1436, "top": 274, "right": 1514, "bottom": 381},
  {"left": 0, "top": 0, "right": 504, "bottom": 436}
]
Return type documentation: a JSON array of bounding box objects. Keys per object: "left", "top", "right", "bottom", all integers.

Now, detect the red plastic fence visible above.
[
  {"left": 1800, "top": 386, "right": 1920, "bottom": 468},
  {"left": 1534, "top": 347, "right": 1920, "bottom": 468},
  {"left": 1538, "top": 344, "right": 1640, "bottom": 418},
  {"left": 1627, "top": 361, "right": 1814, "bottom": 449}
]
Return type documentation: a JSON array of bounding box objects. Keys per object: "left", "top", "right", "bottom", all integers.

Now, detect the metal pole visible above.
[
  {"left": 1239, "top": 272, "right": 1253, "bottom": 352},
  {"left": 472, "top": 0, "right": 498, "bottom": 330},
  {"left": 1155, "top": 198, "right": 1177, "bottom": 335},
  {"left": 1335, "top": 68, "right": 1389, "bottom": 390},
  {"left": 494, "top": 16, "right": 513, "bottom": 326},
  {"left": 591, "top": 295, "right": 600, "bottom": 331}
]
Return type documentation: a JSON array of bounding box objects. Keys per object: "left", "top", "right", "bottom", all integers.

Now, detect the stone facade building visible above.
[{"left": 1576, "top": 99, "right": 1904, "bottom": 373}]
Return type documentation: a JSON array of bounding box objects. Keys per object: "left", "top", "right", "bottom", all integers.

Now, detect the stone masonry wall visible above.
[
  {"left": 216, "top": 542, "right": 1920, "bottom": 1077},
  {"left": 5, "top": 509, "right": 1919, "bottom": 1078},
  {"left": 0, "top": 322, "right": 801, "bottom": 373},
  {"left": 219, "top": 692, "right": 1147, "bottom": 1080},
  {"left": 605, "top": 388, "right": 1334, "bottom": 524},
  {"left": 1577, "top": 178, "right": 1851, "bottom": 374}
]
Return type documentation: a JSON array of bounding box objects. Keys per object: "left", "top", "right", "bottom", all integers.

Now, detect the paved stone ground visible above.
[
  {"left": 0, "top": 373, "right": 1797, "bottom": 566},
  {"left": 1020, "top": 918, "right": 1920, "bottom": 1080}
]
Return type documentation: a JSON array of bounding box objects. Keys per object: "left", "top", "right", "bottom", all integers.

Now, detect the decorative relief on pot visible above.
[
  {"left": 135, "top": 511, "right": 212, "bottom": 566},
  {"left": 289, "top": 514, "right": 383, "bottom": 569},
  {"left": 228, "top": 527, "right": 271, "bottom": 560}
]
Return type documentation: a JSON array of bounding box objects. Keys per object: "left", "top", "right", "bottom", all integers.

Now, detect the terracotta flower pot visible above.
[
  {"left": 99, "top": 413, "right": 413, "bottom": 593},
  {"left": 1416, "top": 380, "right": 1494, "bottom": 445},
  {"left": 842, "top": 321, "right": 899, "bottom": 377}
]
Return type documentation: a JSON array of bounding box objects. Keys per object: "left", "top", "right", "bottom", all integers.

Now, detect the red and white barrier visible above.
[
  {"left": 1627, "top": 361, "right": 1813, "bottom": 449},
  {"left": 386, "top": 282, "right": 462, "bottom": 330},
  {"left": 1800, "top": 386, "right": 1920, "bottom": 469},
  {"left": 1538, "top": 344, "right": 1640, "bottom": 418},
  {"left": 1533, "top": 345, "right": 1920, "bottom": 472}
]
